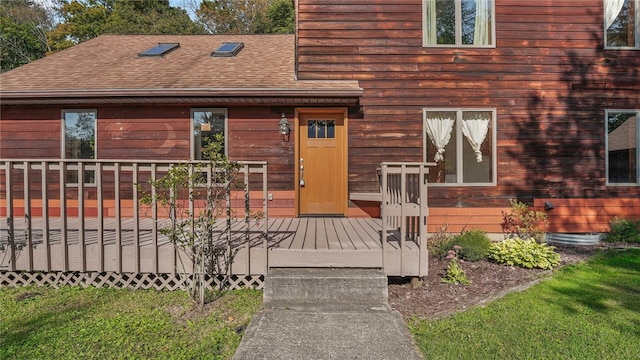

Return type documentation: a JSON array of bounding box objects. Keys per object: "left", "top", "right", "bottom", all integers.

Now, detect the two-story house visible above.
[{"left": 1, "top": 0, "right": 639, "bottom": 235}]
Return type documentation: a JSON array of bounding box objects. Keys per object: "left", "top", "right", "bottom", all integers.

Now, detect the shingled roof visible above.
[{"left": 0, "top": 34, "right": 361, "bottom": 105}]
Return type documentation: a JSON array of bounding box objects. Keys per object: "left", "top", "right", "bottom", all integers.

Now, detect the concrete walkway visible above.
[{"left": 233, "top": 269, "right": 423, "bottom": 360}]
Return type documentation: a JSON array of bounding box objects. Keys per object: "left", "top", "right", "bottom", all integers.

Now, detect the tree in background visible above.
[
  {"left": 259, "top": 0, "right": 294, "bottom": 34},
  {"left": 47, "top": 0, "right": 111, "bottom": 52},
  {"left": 196, "top": 0, "right": 293, "bottom": 34},
  {"left": 103, "top": 0, "right": 205, "bottom": 36},
  {"left": 0, "top": 0, "right": 54, "bottom": 72},
  {"left": 47, "top": 0, "right": 205, "bottom": 53}
]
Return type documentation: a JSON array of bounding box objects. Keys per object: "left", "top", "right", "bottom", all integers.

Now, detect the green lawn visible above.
[
  {"left": 410, "top": 248, "right": 640, "bottom": 360},
  {"left": 0, "top": 287, "right": 262, "bottom": 360}
]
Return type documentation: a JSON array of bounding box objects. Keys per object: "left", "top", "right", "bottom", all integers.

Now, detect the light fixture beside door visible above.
[{"left": 279, "top": 113, "right": 290, "bottom": 141}]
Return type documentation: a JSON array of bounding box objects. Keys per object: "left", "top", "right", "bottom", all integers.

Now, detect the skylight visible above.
[
  {"left": 139, "top": 43, "right": 180, "bottom": 57},
  {"left": 211, "top": 42, "right": 244, "bottom": 57}
]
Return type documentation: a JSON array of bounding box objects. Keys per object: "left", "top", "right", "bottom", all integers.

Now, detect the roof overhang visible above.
[{"left": 0, "top": 87, "right": 363, "bottom": 106}]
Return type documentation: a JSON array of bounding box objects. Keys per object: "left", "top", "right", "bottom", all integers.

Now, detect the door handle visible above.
[{"left": 299, "top": 158, "right": 305, "bottom": 187}]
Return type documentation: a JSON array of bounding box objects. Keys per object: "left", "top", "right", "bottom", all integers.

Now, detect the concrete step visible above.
[{"left": 264, "top": 268, "right": 388, "bottom": 306}]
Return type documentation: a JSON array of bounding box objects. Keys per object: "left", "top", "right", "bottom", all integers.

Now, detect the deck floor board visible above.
[{"left": 1, "top": 216, "right": 427, "bottom": 276}]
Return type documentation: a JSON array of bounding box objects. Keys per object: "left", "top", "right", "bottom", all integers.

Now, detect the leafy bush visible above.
[
  {"left": 451, "top": 230, "right": 491, "bottom": 262},
  {"left": 605, "top": 218, "right": 640, "bottom": 243},
  {"left": 431, "top": 229, "right": 491, "bottom": 261},
  {"left": 488, "top": 237, "right": 561, "bottom": 270},
  {"left": 501, "top": 199, "right": 547, "bottom": 242},
  {"left": 441, "top": 246, "right": 471, "bottom": 285}
]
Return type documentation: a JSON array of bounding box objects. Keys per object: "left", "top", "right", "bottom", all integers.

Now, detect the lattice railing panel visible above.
[{"left": 1, "top": 271, "right": 265, "bottom": 291}]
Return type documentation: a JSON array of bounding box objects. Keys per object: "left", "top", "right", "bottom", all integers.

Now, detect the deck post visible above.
[
  {"left": 114, "top": 162, "right": 122, "bottom": 273},
  {"left": 96, "top": 162, "right": 104, "bottom": 272},
  {"left": 419, "top": 164, "right": 428, "bottom": 277},
  {"left": 23, "top": 161, "right": 33, "bottom": 271},
  {"left": 59, "top": 161, "right": 68, "bottom": 272},
  {"left": 244, "top": 165, "right": 250, "bottom": 274},
  {"left": 151, "top": 163, "right": 158, "bottom": 274},
  {"left": 5, "top": 162, "right": 16, "bottom": 271},
  {"left": 41, "top": 161, "right": 51, "bottom": 272},
  {"left": 381, "top": 163, "right": 388, "bottom": 272},
  {"left": 78, "top": 161, "right": 86, "bottom": 272},
  {"left": 400, "top": 164, "right": 407, "bottom": 277},
  {"left": 132, "top": 163, "right": 140, "bottom": 273},
  {"left": 262, "top": 163, "right": 268, "bottom": 275}
]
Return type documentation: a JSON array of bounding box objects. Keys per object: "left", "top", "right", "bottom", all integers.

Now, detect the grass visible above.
[
  {"left": 0, "top": 287, "right": 262, "bottom": 360},
  {"left": 409, "top": 248, "right": 640, "bottom": 360}
]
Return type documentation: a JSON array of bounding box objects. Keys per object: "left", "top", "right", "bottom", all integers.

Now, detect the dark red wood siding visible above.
[
  {"left": 297, "top": 0, "right": 640, "bottom": 206},
  {"left": 0, "top": 107, "right": 61, "bottom": 158},
  {"left": 0, "top": 104, "right": 296, "bottom": 191}
]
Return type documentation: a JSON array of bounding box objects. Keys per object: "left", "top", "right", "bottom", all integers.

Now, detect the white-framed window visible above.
[
  {"left": 423, "top": 0, "right": 495, "bottom": 47},
  {"left": 191, "top": 108, "right": 228, "bottom": 160},
  {"left": 606, "top": 110, "right": 639, "bottom": 185},
  {"left": 62, "top": 109, "right": 97, "bottom": 185},
  {"left": 605, "top": 0, "right": 639, "bottom": 49},
  {"left": 423, "top": 108, "right": 496, "bottom": 185}
]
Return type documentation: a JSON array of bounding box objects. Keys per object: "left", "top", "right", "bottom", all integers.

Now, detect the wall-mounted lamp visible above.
[
  {"left": 279, "top": 113, "right": 290, "bottom": 141},
  {"left": 544, "top": 201, "right": 555, "bottom": 211}
]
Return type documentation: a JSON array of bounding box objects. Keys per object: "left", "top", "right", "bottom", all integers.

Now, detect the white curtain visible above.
[
  {"left": 604, "top": 0, "right": 626, "bottom": 30},
  {"left": 462, "top": 117, "right": 490, "bottom": 162},
  {"left": 425, "top": 0, "right": 437, "bottom": 44},
  {"left": 473, "top": 0, "right": 491, "bottom": 45},
  {"left": 425, "top": 116, "right": 455, "bottom": 162}
]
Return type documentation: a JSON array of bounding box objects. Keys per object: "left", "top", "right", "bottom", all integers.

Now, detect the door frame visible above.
[{"left": 294, "top": 108, "right": 349, "bottom": 217}]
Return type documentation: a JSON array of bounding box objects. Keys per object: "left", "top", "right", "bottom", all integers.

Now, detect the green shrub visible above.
[
  {"left": 488, "top": 237, "right": 561, "bottom": 270},
  {"left": 605, "top": 218, "right": 640, "bottom": 243},
  {"left": 440, "top": 247, "right": 471, "bottom": 285},
  {"left": 451, "top": 230, "right": 491, "bottom": 262}
]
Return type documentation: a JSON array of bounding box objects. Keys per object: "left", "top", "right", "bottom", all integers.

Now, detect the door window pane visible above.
[
  {"left": 317, "top": 120, "right": 326, "bottom": 138},
  {"left": 308, "top": 120, "right": 317, "bottom": 139},
  {"left": 327, "top": 120, "right": 335, "bottom": 138}
]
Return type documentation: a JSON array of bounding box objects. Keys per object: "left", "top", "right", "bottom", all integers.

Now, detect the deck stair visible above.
[
  {"left": 234, "top": 268, "right": 423, "bottom": 359},
  {"left": 263, "top": 268, "right": 388, "bottom": 308}
]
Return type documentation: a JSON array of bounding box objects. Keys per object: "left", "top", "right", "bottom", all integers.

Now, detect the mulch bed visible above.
[{"left": 388, "top": 243, "right": 630, "bottom": 320}]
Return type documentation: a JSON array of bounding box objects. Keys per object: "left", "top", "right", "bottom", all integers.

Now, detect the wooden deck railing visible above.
[
  {"left": 380, "top": 162, "right": 433, "bottom": 277},
  {"left": 0, "top": 159, "right": 268, "bottom": 279}
]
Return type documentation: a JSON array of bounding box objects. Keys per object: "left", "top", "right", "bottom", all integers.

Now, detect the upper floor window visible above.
[
  {"left": 62, "top": 109, "right": 97, "bottom": 185},
  {"left": 191, "top": 108, "right": 227, "bottom": 160},
  {"left": 423, "top": 0, "right": 494, "bottom": 47},
  {"left": 605, "top": 0, "right": 639, "bottom": 49},
  {"left": 424, "top": 109, "right": 496, "bottom": 185},
  {"left": 606, "top": 110, "right": 639, "bottom": 185}
]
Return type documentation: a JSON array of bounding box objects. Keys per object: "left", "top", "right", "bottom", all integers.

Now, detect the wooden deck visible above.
[{"left": 1, "top": 217, "right": 427, "bottom": 277}]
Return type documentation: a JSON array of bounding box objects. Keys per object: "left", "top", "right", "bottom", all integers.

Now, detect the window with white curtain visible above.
[
  {"left": 423, "top": 0, "right": 494, "bottom": 47},
  {"left": 424, "top": 109, "right": 496, "bottom": 185},
  {"left": 606, "top": 110, "right": 640, "bottom": 185},
  {"left": 605, "top": 0, "right": 639, "bottom": 48}
]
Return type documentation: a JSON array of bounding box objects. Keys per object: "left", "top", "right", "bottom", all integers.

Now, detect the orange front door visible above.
[{"left": 297, "top": 110, "right": 347, "bottom": 216}]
